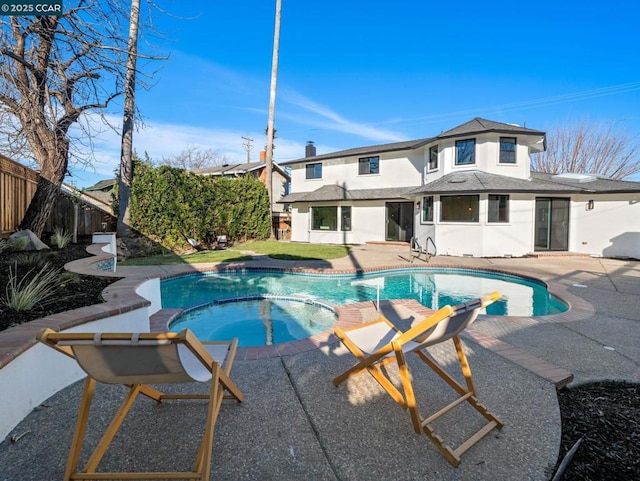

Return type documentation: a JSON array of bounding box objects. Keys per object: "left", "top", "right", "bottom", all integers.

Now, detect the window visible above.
[
  {"left": 358, "top": 156, "right": 379, "bottom": 175},
  {"left": 312, "top": 206, "right": 337, "bottom": 230},
  {"left": 305, "top": 162, "right": 322, "bottom": 179},
  {"left": 500, "top": 137, "right": 516, "bottom": 164},
  {"left": 341, "top": 206, "right": 352, "bottom": 231},
  {"left": 428, "top": 146, "right": 438, "bottom": 171},
  {"left": 421, "top": 196, "right": 433, "bottom": 222},
  {"left": 455, "top": 139, "right": 475, "bottom": 165},
  {"left": 488, "top": 194, "right": 510, "bottom": 223},
  {"left": 440, "top": 195, "right": 479, "bottom": 222}
]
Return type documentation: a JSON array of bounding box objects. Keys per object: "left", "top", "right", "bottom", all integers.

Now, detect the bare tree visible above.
[
  {"left": 0, "top": 2, "right": 162, "bottom": 236},
  {"left": 532, "top": 119, "right": 640, "bottom": 180},
  {"left": 159, "top": 145, "right": 228, "bottom": 170}
]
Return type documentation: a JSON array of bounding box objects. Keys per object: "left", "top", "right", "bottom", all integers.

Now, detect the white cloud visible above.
[{"left": 280, "top": 89, "right": 408, "bottom": 143}]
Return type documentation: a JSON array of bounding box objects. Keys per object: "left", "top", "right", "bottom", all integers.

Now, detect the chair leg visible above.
[{"left": 64, "top": 377, "right": 96, "bottom": 481}]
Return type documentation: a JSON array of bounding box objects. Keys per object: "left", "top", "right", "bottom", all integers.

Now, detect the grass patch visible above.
[
  {"left": 120, "top": 250, "right": 252, "bottom": 266},
  {"left": 235, "top": 240, "right": 350, "bottom": 260},
  {"left": 119, "top": 241, "right": 351, "bottom": 265}
]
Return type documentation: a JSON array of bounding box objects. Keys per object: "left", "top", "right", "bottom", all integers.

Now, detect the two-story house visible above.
[{"left": 280, "top": 118, "right": 640, "bottom": 259}]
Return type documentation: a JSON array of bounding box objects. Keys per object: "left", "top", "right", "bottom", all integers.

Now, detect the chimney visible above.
[
  {"left": 260, "top": 150, "right": 266, "bottom": 161},
  {"left": 305, "top": 141, "right": 316, "bottom": 157}
]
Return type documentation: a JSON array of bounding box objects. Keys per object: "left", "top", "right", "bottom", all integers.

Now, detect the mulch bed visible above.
[
  {"left": 0, "top": 241, "right": 116, "bottom": 331},
  {"left": 1, "top": 242, "right": 638, "bottom": 479},
  {"left": 553, "top": 381, "right": 639, "bottom": 480}
]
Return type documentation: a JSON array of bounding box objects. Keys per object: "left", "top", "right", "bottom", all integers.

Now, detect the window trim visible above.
[
  {"left": 488, "top": 194, "right": 510, "bottom": 223},
  {"left": 455, "top": 139, "right": 476, "bottom": 166},
  {"left": 311, "top": 205, "right": 337, "bottom": 231},
  {"left": 358, "top": 156, "right": 380, "bottom": 175},
  {"left": 428, "top": 145, "right": 438, "bottom": 171},
  {"left": 440, "top": 194, "right": 480, "bottom": 223},
  {"left": 421, "top": 196, "right": 434, "bottom": 223},
  {"left": 499, "top": 137, "right": 517, "bottom": 164},
  {"left": 305, "top": 162, "right": 322, "bottom": 180}
]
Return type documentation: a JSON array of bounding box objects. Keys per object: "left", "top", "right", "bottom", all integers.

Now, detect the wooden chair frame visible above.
[
  {"left": 37, "top": 328, "right": 243, "bottom": 481},
  {"left": 333, "top": 293, "right": 503, "bottom": 467}
]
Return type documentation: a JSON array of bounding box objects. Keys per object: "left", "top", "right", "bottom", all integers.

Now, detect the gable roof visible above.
[
  {"left": 281, "top": 117, "right": 546, "bottom": 166},
  {"left": 407, "top": 171, "right": 640, "bottom": 196}
]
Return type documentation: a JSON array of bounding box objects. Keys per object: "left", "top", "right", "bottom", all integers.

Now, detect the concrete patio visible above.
[{"left": 0, "top": 244, "right": 638, "bottom": 480}]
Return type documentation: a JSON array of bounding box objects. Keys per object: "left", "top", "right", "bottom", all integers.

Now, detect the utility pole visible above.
[
  {"left": 266, "top": 0, "right": 282, "bottom": 239},
  {"left": 241, "top": 136, "right": 254, "bottom": 163}
]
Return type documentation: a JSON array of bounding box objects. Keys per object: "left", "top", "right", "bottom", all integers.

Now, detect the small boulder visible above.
[{"left": 9, "top": 229, "right": 50, "bottom": 251}]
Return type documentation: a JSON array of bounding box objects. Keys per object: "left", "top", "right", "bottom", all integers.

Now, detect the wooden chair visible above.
[
  {"left": 333, "top": 292, "right": 503, "bottom": 467},
  {"left": 36, "top": 328, "right": 243, "bottom": 481}
]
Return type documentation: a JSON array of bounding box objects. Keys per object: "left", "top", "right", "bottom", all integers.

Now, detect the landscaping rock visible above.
[{"left": 9, "top": 229, "right": 50, "bottom": 251}]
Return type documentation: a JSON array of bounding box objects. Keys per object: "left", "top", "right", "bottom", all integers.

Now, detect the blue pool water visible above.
[
  {"left": 169, "top": 296, "right": 336, "bottom": 347},
  {"left": 162, "top": 267, "right": 568, "bottom": 317}
]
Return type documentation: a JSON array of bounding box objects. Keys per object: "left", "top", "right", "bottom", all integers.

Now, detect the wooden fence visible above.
[{"left": 1, "top": 155, "right": 116, "bottom": 238}]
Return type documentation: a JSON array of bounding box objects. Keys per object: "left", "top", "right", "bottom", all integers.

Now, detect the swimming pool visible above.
[
  {"left": 162, "top": 267, "right": 568, "bottom": 317},
  {"left": 169, "top": 296, "right": 337, "bottom": 347}
]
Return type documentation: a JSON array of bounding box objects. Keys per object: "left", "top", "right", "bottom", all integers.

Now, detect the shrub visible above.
[
  {"left": 2, "top": 262, "right": 64, "bottom": 312},
  {"left": 7, "top": 237, "right": 29, "bottom": 252},
  {"left": 51, "top": 227, "right": 72, "bottom": 249},
  {"left": 0, "top": 239, "right": 8, "bottom": 254},
  {"left": 14, "top": 253, "right": 48, "bottom": 269},
  {"left": 129, "top": 162, "right": 271, "bottom": 250}
]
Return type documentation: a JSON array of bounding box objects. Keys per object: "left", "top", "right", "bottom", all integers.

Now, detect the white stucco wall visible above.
[
  {"left": 290, "top": 202, "right": 388, "bottom": 244},
  {"left": 571, "top": 194, "right": 640, "bottom": 259},
  {"left": 0, "top": 277, "right": 160, "bottom": 441},
  {"left": 289, "top": 152, "right": 423, "bottom": 193}
]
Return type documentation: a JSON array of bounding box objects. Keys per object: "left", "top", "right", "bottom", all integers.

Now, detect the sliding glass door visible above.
[{"left": 534, "top": 198, "right": 570, "bottom": 251}]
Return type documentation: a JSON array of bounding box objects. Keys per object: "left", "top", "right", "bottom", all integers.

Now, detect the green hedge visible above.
[{"left": 129, "top": 162, "right": 271, "bottom": 249}]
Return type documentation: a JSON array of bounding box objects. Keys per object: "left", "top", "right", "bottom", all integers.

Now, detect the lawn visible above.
[{"left": 119, "top": 240, "right": 350, "bottom": 265}]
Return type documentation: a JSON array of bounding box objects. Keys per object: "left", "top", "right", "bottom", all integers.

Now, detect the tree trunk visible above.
[
  {"left": 18, "top": 175, "right": 61, "bottom": 237},
  {"left": 117, "top": 0, "right": 140, "bottom": 239},
  {"left": 18, "top": 136, "right": 69, "bottom": 238}
]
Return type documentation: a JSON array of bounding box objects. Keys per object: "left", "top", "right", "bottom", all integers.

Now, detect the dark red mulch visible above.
[
  {"left": 553, "top": 381, "right": 640, "bottom": 480},
  {"left": 0, "top": 241, "right": 116, "bottom": 332},
  {"left": 1, "top": 243, "right": 638, "bottom": 479}
]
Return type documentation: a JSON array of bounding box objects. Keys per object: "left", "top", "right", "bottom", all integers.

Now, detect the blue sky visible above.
[{"left": 67, "top": 0, "right": 640, "bottom": 188}]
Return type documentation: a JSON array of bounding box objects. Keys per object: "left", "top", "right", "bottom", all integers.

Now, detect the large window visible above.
[
  {"left": 312, "top": 206, "right": 351, "bottom": 231},
  {"left": 488, "top": 195, "right": 510, "bottom": 223},
  {"left": 305, "top": 162, "right": 322, "bottom": 179},
  {"left": 358, "top": 156, "right": 379, "bottom": 175},
  {"left": 499, "top": 137, "right": 516, "bottom": 164},
  {"left": 421, "top": 196, "right": 433, "bottom": 222},
  {"left": 440, "top": 195, "right": 479, "bottom": 222},
  {"left": 341, "top": 206, "right": 352, "bottom": 231},
  {"left": 455, "top": 139, "right": 476, "bottom": 165},
  {"left": 312, "top": 206, "right": 337, "bottom": 230},
  {"left": 428, "top": 146, "right": 438, "bottom": 171}
]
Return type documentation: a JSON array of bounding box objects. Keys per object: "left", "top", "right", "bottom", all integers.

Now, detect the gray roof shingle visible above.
[
  {"left": 437, "top": 118, "right": 545, "bottom": 139},
  {"left": 279, "top": 185, "right": 419, "bottom": 203},
  {"left": 408, "top": 171, "right": 640, "bottom": 195}
]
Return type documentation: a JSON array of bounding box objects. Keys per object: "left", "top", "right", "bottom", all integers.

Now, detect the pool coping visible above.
[{"left": 1, "top": 244, "right": 592, "bottom": 389}]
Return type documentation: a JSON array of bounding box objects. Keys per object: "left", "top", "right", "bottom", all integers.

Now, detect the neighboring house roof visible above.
[
  {"left": 437, "top": 117, "right": 545, "bottom": 139},
  {"left": 407, "top": 171, "right": 640, "bottom": 196},
  {"left": 84, "top": 178, "right": 117, "bottom": 192},
  {"left": 280, "top": 138, "right": 435, "bottom": 166},
  {"left": 279, "top": 185, "right": 420, "bottom": 203},
  {"left": 191, "top": 161, "right": 290, "bottom": 180}
]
